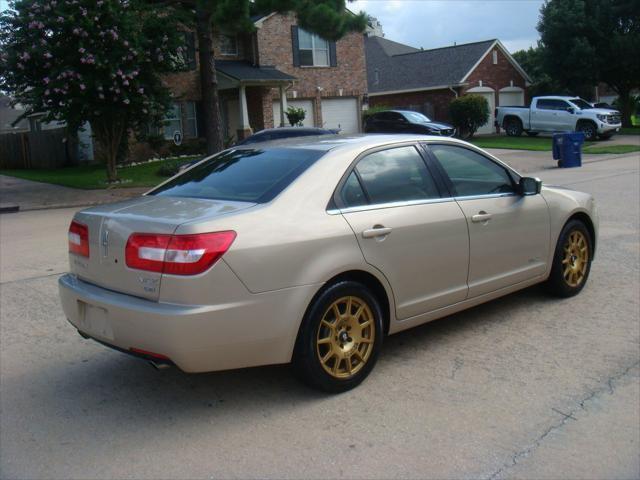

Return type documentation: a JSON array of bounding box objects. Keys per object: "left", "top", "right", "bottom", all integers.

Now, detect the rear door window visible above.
[
  {"left": 350, "top": 146, "right": 440, "bottom": 205},
  {"left": 150, "top": 147, "right": 324, "bottom": 203}
]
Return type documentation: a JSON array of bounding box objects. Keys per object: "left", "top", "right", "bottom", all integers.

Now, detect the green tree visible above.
[
  {"left": 538, "top": 0, "right": 640, "bottom": 126},
  {"left": 169, "top": 0, "right": 367, "bottom": 155},
  {"left": 0, "top": 0, "right": 185, "bottom": 181},
  {"left": 449, "top": 95, "right": 489, "bottom": 139},
  {"left": 512, "top": 45, "right": 566, "bottom": 98}
]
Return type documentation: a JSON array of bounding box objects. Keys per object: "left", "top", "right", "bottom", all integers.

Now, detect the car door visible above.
[
  {"left": 426, "top": 143, "right": 550, "bottom": 298},
  {"left": 336, "top": 144, "right": 470, "bottom": 319},
  {"left": 531, "top": 99, "right": 556, "bottom": 131},
  {"left": 553, "top": 100, "right": 575, "bottom": 130}
]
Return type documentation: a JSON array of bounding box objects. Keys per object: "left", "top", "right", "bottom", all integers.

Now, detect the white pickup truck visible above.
[{"left": 495, "top": 96, "right": 622, "bottom": 140}]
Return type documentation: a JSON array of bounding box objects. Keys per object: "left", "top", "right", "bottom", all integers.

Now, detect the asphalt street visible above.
[{"left": 1, "top": 151, "right": 639, "bottom": 479}]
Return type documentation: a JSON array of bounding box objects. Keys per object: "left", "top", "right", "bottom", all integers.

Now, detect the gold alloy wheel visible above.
[
  {"left": 316, "top": 296, "right": 375, "bottom": 379},
  {"left": 562, "top": 230, "right": 589, "bottom": 287}
]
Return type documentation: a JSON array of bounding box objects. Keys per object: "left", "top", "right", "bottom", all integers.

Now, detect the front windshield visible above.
[
  {"left": 402, "top": 111, "right": 432, "bottom": 123},
  {"left": 569, "top": 98, "right": 593, "bottom": 110}
]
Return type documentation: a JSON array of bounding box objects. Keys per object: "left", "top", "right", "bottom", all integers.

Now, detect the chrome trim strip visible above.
[{"left": 327, "top": 192, "right": 517, "bottom": 215}]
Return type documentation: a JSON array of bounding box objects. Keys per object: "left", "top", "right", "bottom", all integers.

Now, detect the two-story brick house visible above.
[
  {"left": 160, "top": 12, "right": 367, "bottom": 144},
  {"left": 365, "top": 37, "right": 532, "bottom": 135}
]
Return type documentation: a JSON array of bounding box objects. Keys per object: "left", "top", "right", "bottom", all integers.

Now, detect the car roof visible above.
[
  {"left": 254, "top": 127, "right": 331, "bottom": 134},
  {"left": 232, "top": 133, "right": 467, "bottom": 152}
]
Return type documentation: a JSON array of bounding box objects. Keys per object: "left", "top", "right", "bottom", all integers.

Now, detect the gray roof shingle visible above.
[
  {"left": 216, "top": 61, "right": 296, "bottom": 82},
  {"left": 365, "top": 37, "right": 497, "bottom": 93}
]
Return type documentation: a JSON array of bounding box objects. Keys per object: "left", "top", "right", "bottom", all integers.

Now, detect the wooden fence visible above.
[{"left": 0, "top": 128, "right": 77, "bottom": 169}]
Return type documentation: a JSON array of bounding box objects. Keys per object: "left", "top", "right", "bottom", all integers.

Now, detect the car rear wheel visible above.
[
  {"left": 292, "top": 281, "right": 383, "bottom": 392},
  {"left": 546, "top": 220, "right": 592, "bottom": 297},
  {"left": 505, "top": 118, "right": 523, "bottom": 137}
]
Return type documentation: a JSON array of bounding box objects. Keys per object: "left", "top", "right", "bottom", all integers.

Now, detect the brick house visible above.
[
  {"left": 365, "top": 37, "right": 532, "bottom": 134},
  {"left": 158, "top": 12, "right": 367, "bottom": 144}
]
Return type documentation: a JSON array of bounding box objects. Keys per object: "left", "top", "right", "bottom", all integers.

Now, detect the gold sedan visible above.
[{"left": 59, "top": 135, "right": 597, "bottom": 392}]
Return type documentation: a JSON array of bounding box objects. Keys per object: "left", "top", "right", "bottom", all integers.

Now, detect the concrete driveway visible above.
[
  {"left": 0, "top": 175, "right": 146, "bottom": 212},
  {"left": 0, "top": 152, "right": 638, "bottom": 479}
]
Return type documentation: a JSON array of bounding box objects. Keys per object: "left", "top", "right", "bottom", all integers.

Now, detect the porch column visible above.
[
  {"left": 237, "top": 84, "right": 253, "bottom": 141},
  {"left": 279, "top": 85, "right": 288, "bottom": 127}
]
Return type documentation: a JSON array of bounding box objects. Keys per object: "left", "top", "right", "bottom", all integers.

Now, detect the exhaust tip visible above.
[{"left": 149, "top": 361, "right": 171, "bottom": 371}]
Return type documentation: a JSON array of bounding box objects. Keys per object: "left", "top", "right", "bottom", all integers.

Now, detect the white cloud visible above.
[{"left": 352, "top": 0, "right": 544, "bottom": 53}]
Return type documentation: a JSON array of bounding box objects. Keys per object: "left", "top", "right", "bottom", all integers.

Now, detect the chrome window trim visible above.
[{"left": 327, "top": 192, "right": 517, "bottom": 215}]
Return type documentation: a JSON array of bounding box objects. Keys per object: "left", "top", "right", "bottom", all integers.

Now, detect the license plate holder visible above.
[{"left": 78, "top": 301, "right": 114, "bottom": 340}]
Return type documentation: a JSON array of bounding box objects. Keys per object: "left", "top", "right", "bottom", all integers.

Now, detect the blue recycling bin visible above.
[{"left": 554, "top": 132, "right": 585, "bottom": 168}]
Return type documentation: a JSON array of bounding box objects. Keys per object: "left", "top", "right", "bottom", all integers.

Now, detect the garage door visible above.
[
  {"left": 499, "top": 91, "right": 525, "bottom": 107},
  {"left": 474, "top": 92, "right": 496, "bottom": 135},
  {"left": 321, "top": 98, "right": 360, "bottom": 134},
  {"left": 273, "top": 100, "right": 314, "bottom": 128}
]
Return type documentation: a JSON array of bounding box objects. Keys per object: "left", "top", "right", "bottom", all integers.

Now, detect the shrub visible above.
[
  {"left": 449, "top": 95, "right": 490, "bottom": 138},
  {"left": 157, "top": 161, "right": 181, "bottom": 177},
  {"left": 286, "top": 106, "right": 306, "bottom": 127}
]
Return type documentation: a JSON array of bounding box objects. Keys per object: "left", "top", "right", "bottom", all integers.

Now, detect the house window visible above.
[
  {"left": 298, "top": 28, "right": 329, "bottom": 67},
  {"left": 492, "top": 50, "right": 498, "bottom": 65},
  {"left": 219, "top": 35, "right": 238, "bottom": 56},
  {"left": 180, "top": 32, "right": 196, "bottom": 70},
  {"left": 183, "top": 102, "right": 198, "bottom": 137},
  {"left": 163, "top": 103, "right": 182, "bottom": 140}
]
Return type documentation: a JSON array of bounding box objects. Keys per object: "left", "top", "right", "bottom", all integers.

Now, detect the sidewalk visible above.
[
  {"left": 0, "top": 175, "right": 147, "bottom": 212},
  {"left": 485, "top": 148, "right": 639, "bottom": 174}
]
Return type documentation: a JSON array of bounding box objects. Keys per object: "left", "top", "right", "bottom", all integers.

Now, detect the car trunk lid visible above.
[{"left": 69, "top": 196, "right": 254, "bottom": 301}]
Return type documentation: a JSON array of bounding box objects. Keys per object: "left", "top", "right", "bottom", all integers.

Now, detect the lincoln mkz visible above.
[{"left": 59, "top": 135, "right": 597, "bottom": 392}]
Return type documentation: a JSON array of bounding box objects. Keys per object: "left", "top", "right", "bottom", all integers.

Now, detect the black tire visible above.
[
  {"left": 505, "top": 118, "right": 523, "bottom": 137},
  {"left": 292, "top": 281, "right": 384, "bottom": 393},
  {"left": 546, "top": 220, "right": 593, "bottom": 297},
  {"left": 526, "top": 131, "right": 539, "bottom": 137},
  {"left": 577, "top": 121, "right": 598, "bottom": 141}
]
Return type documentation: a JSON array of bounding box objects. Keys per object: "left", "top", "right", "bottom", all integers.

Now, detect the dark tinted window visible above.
[
  {"left": 150, "top": 148, "right": 324, "bottom": 203},
  {"left": 429, "top": 144, "right": 515, "bottom": 196},
  {"left": 354, "top": 146, "right": 440, "bottom": 204},
  {"left": 537, "top": 99, "right": 554, "bottom": 110},
  {"left": 538, "top": 99, "right": 571, "bottom": 111},
  {"left": 340, "top": 172, "right": 368, "bottom": 207}
]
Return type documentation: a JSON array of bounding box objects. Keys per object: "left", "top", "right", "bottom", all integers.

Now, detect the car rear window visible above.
[{"left": 149, "top": 148, "right": 325, "bottom": 203}]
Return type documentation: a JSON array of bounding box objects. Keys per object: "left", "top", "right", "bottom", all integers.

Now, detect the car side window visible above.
[
  {"left": 351, "top": 146, "right": 440, "bottom": 205},
  {"left": 537, "top": 99, "right": 553, "bottom": 110},
  {"left": 555, "top": 100, "right": 571, "bottom": 111},
  {"left": 429, "top": 144, "right": 515, "bottom": 197},
  {"left": 340, "top": 172, "right": 368, "bottom": 208}
]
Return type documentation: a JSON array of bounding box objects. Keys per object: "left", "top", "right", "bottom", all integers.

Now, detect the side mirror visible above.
[
  {"left": 519, "top": 177, "right": 542, "bottom": 196},
  {"left": 566, "top": 107, "right": 575, "bottom": 114}
]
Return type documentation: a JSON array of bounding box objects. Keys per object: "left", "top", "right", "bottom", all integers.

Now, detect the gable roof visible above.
[{"left": 365, "top": 37, "right": 531, "bottom": 95}]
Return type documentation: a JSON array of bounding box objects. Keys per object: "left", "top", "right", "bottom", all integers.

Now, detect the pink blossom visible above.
[
  {"left": 17, "top": 62, "right": 24, "bottom": 69},
  {"left": 78, "top": 47, "right": 85, "bottom": 53},
  {"left": 44, "top": 89, "right": 50, "bottom": 95},
  {"left": 44, "top": 52, "right": 53, "bottom": 59},
  {"left": 43, "top": 77, "right": 50, "bottom": 84},
  {"left": 73, "top": 28, "right": 80, "bottom": 35},
  {"left": 79, "top": 84, "right": 86, "bottom": 90},
  {"left": 138, "top": 88, "right": 144, "bottom": 94},
  {"left": 123, "top": 79, "right": 129, "bottom": 86},
  {"left": 19, "top": 52, "right": 31, "bottom": 60},
  {"left": 123, "top": 99, "right": 130, "bottom": 105},
  {"left": 57, "top": 17, "right": 64, "bottom": 23}
]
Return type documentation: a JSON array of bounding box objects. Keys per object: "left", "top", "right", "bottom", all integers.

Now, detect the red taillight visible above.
[
  {"left": 68, "top": 220, "right": 90, "bottom": 257},
  {"left": 125, "top": 231, "right": 236, "bottom": 276}
]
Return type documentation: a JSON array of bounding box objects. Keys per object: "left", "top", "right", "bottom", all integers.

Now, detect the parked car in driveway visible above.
[
  {"left": 496, "top": 96, "right": 622, "bottom": 140},
  {"left": 237, "top": 126, "right": 339, "bottom": 145},
  {"left": 364, "top": 110, "right": 456, "bottom": 136},
  {"left": 60, "top": 135, "right": 598, "bottom": 392}
]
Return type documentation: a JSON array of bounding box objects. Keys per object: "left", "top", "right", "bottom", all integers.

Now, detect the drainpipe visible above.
[{"left": 448, "top": 86, "right": 459, "bottom": 98}]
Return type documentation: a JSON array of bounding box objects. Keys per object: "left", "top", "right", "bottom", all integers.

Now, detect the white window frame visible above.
[
  {"left": 298, "top": 28, "right": 329, "bottom": 67},
  {"left": 219, "top": 35, "right": 238, "bottom": 56},
  {"left": 183, "top": 101, "right": 198, "bottom": 137},
  {"left": 492, "top": 50, "right": 498, "bottom": 65}
]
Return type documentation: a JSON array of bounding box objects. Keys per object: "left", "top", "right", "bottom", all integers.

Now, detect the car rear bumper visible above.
[{"left": 58, "top": 273, "right": 319, "bottom": 373}]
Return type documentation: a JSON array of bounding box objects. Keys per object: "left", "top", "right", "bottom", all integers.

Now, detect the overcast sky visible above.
[
  {"left": 351, "top": 0, "right": 545, "bottom": 53},
  {"left": 0, "top": 0, "right": 544, "bottom": 53}
]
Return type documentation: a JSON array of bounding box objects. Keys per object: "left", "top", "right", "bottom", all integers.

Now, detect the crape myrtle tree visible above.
[
  {"left": 168, "top": 0, "right": 367, "bottom": 155},
  {"left": 538, "top": 0, "right": 640, "bottom": 126},
  {"left": 0, "top": 0, "right": 186, "bottom": 181}
]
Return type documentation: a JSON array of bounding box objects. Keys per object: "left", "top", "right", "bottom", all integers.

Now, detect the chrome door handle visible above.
[
  {"left": 471, "top": 212, "right": 492, "bottom": 223},
  {"left": 362, "top": 226, "right": 392, "bottom": 238}
]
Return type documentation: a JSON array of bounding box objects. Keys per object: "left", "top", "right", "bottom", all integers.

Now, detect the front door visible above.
[
  {"left": 337, "top": 144, "right": 470, "bottom": 319},
  {"left": 427, "top": 143, "right": 550, "bottom": 297}
]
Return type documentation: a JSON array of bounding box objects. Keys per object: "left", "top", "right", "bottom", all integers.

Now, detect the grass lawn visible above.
[
  {"left": 0, "top": 156, "right": 200, "bottom": 190},
  {"left": 582, "top": 145, "right": 640, "bottom": 155},
  {"left": 470, "top": 136, "right": 596, "bottom": 151}
]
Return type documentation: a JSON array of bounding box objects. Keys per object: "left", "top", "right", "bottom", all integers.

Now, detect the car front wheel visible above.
[
  {"left": 292, "top": 281, "right": 384, "bottom": 393},
  {"left": 546, "top": 220, "right": 593, "bottom": 297},
  {"left": 577, "top": 121, "right": 598, "bottom": 141}
]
